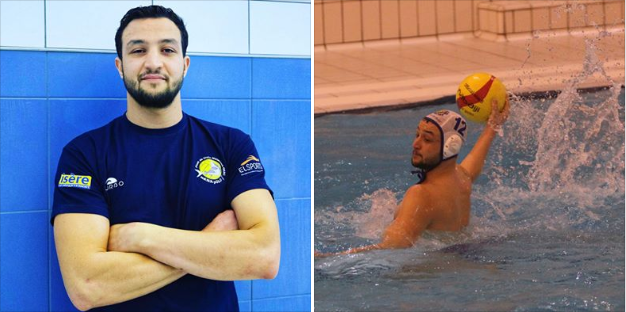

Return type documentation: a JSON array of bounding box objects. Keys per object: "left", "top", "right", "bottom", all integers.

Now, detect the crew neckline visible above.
[{"left": 121, "top": 112, "right": 188, "bottom": 136}]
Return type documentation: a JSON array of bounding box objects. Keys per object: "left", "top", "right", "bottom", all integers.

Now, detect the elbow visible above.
[
  {"left": 66, "top": 278, "right": 103, "bottom": 311},
  {"left": 262, "top": 255, "right": 280, "bottom": 279},
  {"left": 67, "top": 287, "right": 94, "bottom": 311},
  {"left": 258, "top": 244, "right": 280, "bottom": 280}
]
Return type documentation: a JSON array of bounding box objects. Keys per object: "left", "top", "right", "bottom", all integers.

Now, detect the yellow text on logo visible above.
[
  {"left": 59, "top": 174, "right": 92, "bottom": 189},
  {"left": 240, "top": 155, "right": 260, "bottom": 166}
]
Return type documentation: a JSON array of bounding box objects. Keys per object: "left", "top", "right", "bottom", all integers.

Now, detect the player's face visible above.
[
  {"left": 115, "top": 18, "right": 190, "bottom": 109},
  {"left": 411, "top": 120, "right": 441, "bottom": 170}
]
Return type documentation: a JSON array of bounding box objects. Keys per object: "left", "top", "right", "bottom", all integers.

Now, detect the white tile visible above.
[
  {"left": 46, "top": 1, "right": 150, "bottom": 50},
  {"left": 250, "top": 1, "right": 311, "bottom": 56},
  {"left": 0, "top": 0, "right": 45, "bottom": 48},
  {"left": 156, "top": 1, "right": 248, "bottom": 54},
  {"left": 259, "top": 0, "right": 310, "bottom": 2}
]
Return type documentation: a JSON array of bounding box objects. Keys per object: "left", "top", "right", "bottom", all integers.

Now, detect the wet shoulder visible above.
[{"left": 405, "top": 184, "right": 435, "bottom": 204}]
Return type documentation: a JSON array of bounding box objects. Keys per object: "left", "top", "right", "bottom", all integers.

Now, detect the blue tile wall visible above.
[
  {"left": 252, "top": 100, "right": 311, "bottom": 199},
  {"left": 0, "top": 50, "right": 311, "bottom": 311},
  {"left": 0, "top": 50, "right": 47, "bottom": 97},
  {"left": 235, "top": 280, "right": 252, "bottom": 302},
  {"left": 182, "top": 56, "right": 251, "bottom": 99},
  {"left": 0, "top": 99, "right": 48, "bottom": 212},
  {"left": 253, "top": 295, "right": 311, "bottom": 312},
  {"left": 252, "top": 58, "right": 311, "bottom": 99},
  {"left": 253, "top": 199, "right": 311, "bottom": 299},
  {"left": 48, "top": 52, "right": 126, "bottom": 98},
  {"left": 0, "top": 212, "right": 49, "bottom": 312},
  {"left": 239, "top": 300, "right": 252, "bottom": 312}
]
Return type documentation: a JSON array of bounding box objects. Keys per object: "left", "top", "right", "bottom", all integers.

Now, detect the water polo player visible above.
[{"left": 316, "top": 99, "right": 510, "bottom": 256}]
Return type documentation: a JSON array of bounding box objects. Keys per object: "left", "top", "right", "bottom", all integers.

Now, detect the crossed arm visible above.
[{"left": 54, "top": 188, "right": 280, "bottom": 311}]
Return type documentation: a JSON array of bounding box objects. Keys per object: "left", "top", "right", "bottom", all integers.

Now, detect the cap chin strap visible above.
[
  {"left": 410, "top": 168, "right": 426, "bottom": 184},
  {"left": 410, "top": 157, "right": 442, "bottom": 184}
]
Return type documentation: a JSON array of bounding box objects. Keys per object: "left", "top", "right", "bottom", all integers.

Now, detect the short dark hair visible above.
[{"left": 115, "top": 5, "right": 188, "bottom": 59}]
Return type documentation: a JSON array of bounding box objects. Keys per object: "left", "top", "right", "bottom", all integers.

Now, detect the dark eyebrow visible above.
[
  {"left": 126, "top": 38, "right": 179, "bottom": 48},
  {"left": 159, "top": 38, "right": 178, "bottom": 45},
  {"left": 417, "top": 128, "right": 435, "bottom": 137},
  {"left": 126, "top": 39, "right": 145, "bottom": 47}
]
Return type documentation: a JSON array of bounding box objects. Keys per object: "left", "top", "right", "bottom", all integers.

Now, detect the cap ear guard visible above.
[{"left": 443, "top": 134, "right": 462, "bottom": 160}]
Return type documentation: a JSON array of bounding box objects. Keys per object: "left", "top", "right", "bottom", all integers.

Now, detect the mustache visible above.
[{"left": 139, "top": 71, "right": 168, "bottom": 81}]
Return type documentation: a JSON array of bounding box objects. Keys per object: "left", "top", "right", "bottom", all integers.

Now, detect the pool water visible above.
[{"left": 314, "top": 87, "right": 625, "bottom": 311}]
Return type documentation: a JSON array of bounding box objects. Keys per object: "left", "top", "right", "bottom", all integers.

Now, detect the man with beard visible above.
[
  {"left": 316, "top": 101, "right": 509, "bottom": 257},
  {"left": 51, "top": 5, "right": 280, "bottom": 311}
]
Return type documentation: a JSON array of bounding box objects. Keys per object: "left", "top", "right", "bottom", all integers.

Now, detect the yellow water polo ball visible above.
[{"left": 456, "top": 73, "right": 507, "bottom": 123}]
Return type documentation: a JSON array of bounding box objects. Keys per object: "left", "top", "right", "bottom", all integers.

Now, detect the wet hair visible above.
[{"left": 115, "top": 5, "right": 188, "bottom": 59}]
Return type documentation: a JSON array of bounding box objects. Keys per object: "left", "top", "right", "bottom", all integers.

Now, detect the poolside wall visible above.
[
  {"left": 0, "top": 1, "right": 311, "bottom": 311},
  {"left": 314, "top": 0, "right": 625, "bottom": 47}
]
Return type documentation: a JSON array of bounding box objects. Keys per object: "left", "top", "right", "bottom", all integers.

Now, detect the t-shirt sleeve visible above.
[
  {"left": 226, "top": 132, "right": 273, "bottom": 204},
  {"left": 51, "top": 142, "right": 109, "bottom": 225}
]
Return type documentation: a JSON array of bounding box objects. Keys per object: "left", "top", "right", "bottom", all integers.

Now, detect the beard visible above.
[
  {"left": 123, "top": 71, "right": 184, "bottom": 109},
  {"left": 411, "top": 153, "right": 440, "bottom": 171}
]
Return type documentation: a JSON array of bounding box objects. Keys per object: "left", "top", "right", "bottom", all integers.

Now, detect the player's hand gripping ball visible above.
[{"left": 456, "top": 73, "right": 507, "bottom": 123}]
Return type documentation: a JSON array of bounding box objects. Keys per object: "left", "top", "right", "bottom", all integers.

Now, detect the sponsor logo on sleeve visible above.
[
  {"left": 238, "top": 155, "right": 264, "bottom": 176},
  {"left": 105, "top": 177, "right": 124, "bottom": 191},
  {"left": 195, "top": 156, "right": 225, "bottom": 184},
  {"left": 58, "top": 174, "right": 92, "bottom": 189}
]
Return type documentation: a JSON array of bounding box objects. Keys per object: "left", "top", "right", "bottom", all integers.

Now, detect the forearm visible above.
[
  {"left": 132, "top": 223, "right": 280, "bottom": 281},
  {"left": 461, "top": 125, "right": 497, "bottom": 180},
  {"left": 59, "top": 250, "right": 184, "bottom": 311},
  {"left": 54, "top": 214, "right": 186, "bottom": 311}
]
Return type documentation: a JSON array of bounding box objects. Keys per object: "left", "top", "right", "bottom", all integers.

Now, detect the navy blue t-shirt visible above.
[{"left": 52, "top": 112, "right": 272, "bottom": 312}]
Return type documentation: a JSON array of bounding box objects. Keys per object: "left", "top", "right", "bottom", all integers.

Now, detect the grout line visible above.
[
  {"left": 252, "top": 293, "right": 311, "bottom": 301},
  {"left": 416, "top": 0, "right": 419, "bottom": 36},
  {"left": 248, "top": 0, "right": 251, "bottom": 55},
  {"left": 377, "top": 0, "right": 381, "bottom": 40},
  {"left": 359, "top": 0, "right": 364, "bottom": 43},
  {"left": 47, "top": 52, "right": 52, "bottom": 311},
  {"left": 0, "top": 210, "right": 49, "bottom": 215},
  {"left": 452, "top": 0, "right": 457, "bottom": 33},
  {"left": 44, "top": 0, "right": 47, "bottom": 48},
  {"left": 340, "top": 0, "right": 344, "bottom": 43},
  {"left": 434, "top": 0, "right": 439, "bottom": 39},
  {"left": 395, "top": 0, "right": 400, "bottom": 39},
  {"left": 274, "top": 197, "right": 311, "bottom": 202},
  {"left": 0, "top": 97, "right": 49, "bottom": 100},
  {"left": 0, "top": 47, "right": 310, "bottom": 59}
]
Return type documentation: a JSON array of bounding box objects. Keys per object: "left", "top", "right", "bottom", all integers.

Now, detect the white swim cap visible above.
[{"left": 423, "top": 110, "right": 467, "bottom": 160}]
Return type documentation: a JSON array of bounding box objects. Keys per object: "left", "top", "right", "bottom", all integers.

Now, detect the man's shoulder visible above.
[
  {"left": 406, "top": 183, "right": 429, "bottom": 196},
  {"left": 186, "top": 114, "right": 250, "bottom": 140},
  {"left": 63, "top": 115, "right": 123, "bottom": 152}
]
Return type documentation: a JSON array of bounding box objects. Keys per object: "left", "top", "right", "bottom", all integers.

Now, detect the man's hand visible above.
[
  {"left": 108, "top": 222, "right": 145, "bottom": 253},
  {"left": 487, "top": 97, "right": 510, "bottom": 131},
  {"left": 109, "top": 210, "right": 239, "bottom": 252}
]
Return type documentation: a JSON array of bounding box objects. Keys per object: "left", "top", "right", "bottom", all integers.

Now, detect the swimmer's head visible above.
[{"left": 412, "top": 110, "right": 466, "bottom": 170}]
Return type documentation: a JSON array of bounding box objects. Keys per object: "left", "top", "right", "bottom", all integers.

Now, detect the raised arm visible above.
[
  {"left": 54, "top": 213, "right": 185, "bottom": 311},
  {"left": 460, "top": 99, "right": 510, "bottom": 182},
  {"left": 109, "top": 188, "right": 281, "bottom": 281}
]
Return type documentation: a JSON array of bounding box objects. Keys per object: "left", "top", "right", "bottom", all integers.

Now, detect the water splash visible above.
[
  {"left": 315, "top": 189, "right": 398, "bottom": 246},
  {"left": 525, "top": 37, "right": 624, "bottom": 196},
  {"left": 481, "top": 22, "right": 625, "bottom": 230}
]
